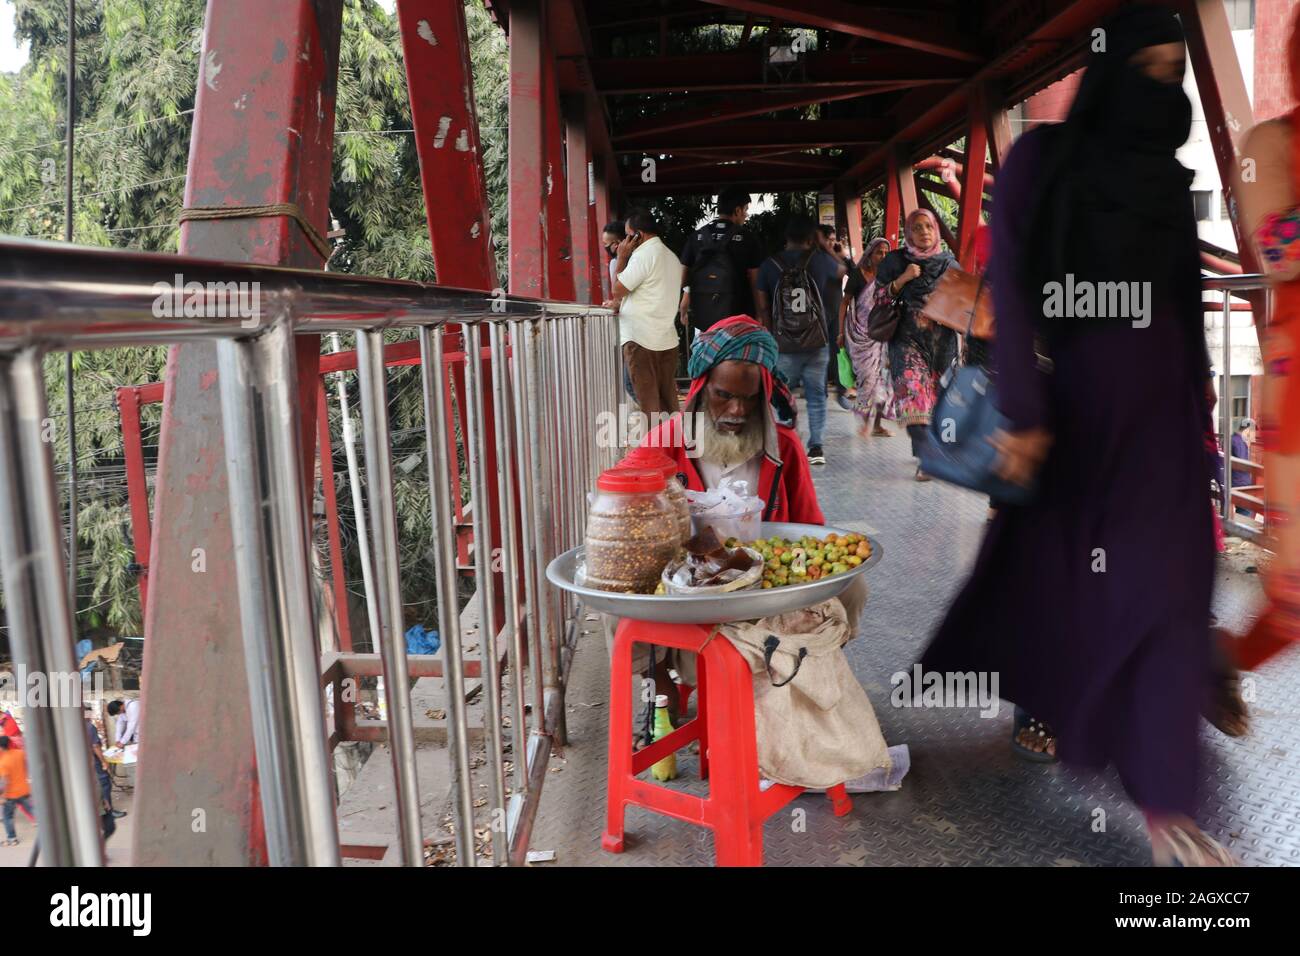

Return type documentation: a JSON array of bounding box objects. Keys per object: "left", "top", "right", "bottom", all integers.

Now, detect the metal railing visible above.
[
  {"left": 1202, "top": 274, "right": 1270, "bottom": 541},
  {"left": 0, "top": 237, "right": 620, "bottom": 866}
]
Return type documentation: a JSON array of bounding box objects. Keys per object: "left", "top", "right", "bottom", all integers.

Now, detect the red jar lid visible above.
[
  {"left": 617, "top": 447, "right": 677, "bottom": 479},
  {"left": 596, "top": 466, "right": 666, "bottom": 494}
]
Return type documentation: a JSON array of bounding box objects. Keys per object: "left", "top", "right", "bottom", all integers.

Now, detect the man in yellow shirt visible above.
[{"left": 0, "top": 735, "right": 33, "bottom": 846}]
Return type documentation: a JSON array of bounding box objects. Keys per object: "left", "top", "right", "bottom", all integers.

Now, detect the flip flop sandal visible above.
[
  {"left": 873, "top": 426, "right": 892, "bottom": 437},
  {"left": 1151, "top": 825, "right": 1238, "bottom": 867},
  {"left": 1011, "top": 707, "right": 1058, "bottom": 763}
]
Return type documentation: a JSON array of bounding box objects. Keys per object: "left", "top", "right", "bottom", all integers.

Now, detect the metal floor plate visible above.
[{"left": 528, "top": 401, "right": 1300, "bottom": 866}]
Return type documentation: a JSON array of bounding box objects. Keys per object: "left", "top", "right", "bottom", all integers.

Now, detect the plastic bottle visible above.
[{"left": 650, "top": 694, "right": 678, "bottom": 782}]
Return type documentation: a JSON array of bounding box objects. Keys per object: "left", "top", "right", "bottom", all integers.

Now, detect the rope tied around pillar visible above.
[{"left": 180, "top": 202, "right": 333, "bottom": 261}]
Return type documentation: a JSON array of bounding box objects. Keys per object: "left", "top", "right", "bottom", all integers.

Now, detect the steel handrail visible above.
[{"left": 0, "top": 236, "right": 620, "bottom": 867}]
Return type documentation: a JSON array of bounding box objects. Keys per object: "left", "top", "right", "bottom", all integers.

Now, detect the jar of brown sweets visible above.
[
  {"left": 584, "top": 466, "right": 681, "bottom": 593},
  {"left": 616, "top": 447, "right": 691, "bottom": 545}
]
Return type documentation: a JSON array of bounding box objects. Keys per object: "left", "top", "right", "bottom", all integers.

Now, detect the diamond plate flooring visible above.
[{"left": 528, "top": 400, "right": 1300, "bottom": 866}]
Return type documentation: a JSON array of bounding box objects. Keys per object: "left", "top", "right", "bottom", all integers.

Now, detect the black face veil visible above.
[{"left": 1023, "top": 4, "right": 1196, "bottom": 300}]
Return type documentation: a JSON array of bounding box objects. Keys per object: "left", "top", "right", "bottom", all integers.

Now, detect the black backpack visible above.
[
  {"left": 688, "top": 221, "right": 739, "bottom": 329},
  {"left": 768, "top": 250, "right": 827, "bottom": 351}
]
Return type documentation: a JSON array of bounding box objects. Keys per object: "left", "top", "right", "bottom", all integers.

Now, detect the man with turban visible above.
[{"left": 641, "top": 315, "right": 823, "bottom": 524}]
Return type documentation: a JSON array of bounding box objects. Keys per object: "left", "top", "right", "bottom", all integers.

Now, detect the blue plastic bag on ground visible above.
[{"left": 405, "top": 624, "right": 441, "bottom": 656}]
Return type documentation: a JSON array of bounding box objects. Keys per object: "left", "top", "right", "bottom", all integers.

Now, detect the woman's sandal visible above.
[
  {"left": 914, "top": 467, "right": 932, "bottom": 482},
  {"left": 1011, "top": 707, "right": 1058, "bottom": 763},
  {"left": 873, "top": 425, "right": 892, "bottom": 437},
  {"left": 1150, "top": 824, "right": 1238, "bottom": 867}
]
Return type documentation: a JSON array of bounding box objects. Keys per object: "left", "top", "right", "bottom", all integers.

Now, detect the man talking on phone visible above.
[{"left": 603, "top": 209, "right": 683, "bottom": 417}]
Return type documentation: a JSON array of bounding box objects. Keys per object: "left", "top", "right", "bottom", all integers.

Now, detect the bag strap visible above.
[{"left": 762, "top": 635, "right": 808, "bottom": 688}]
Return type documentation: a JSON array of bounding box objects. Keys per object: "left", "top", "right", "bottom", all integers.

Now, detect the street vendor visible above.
[
  {"left": 613, "top": 317, "right": 907, "bottom": 793},
  {"left": 642, "top": 314, "right": 822, "bottom": 524}
]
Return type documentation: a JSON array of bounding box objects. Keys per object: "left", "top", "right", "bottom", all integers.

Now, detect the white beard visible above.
[{"left": 694, "top": 410, "right": 764, "bottom": 468}]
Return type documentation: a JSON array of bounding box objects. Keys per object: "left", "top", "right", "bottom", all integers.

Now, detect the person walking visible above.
[
  {"left": 1230, "top": 4, "right": 1300, "bottom": 672},
  {"left": 756, "top": 217, "right": 840, "bottom": 466},
  {"left": 0, "top": 736, "right": 33, "bottom": 846},
  {"left": 815, "top": 224, "right": 851, "bottom": 408},
  {"left": 840, "top": 237, "right": 895, "bottom": 437},
  {"left": 604, "top": 210, "right": 683, "bottom": 419},
  {"left": 679, "top": 186, "right": 764, "bottom": 335},
  {"left": 922, "top": 5, "right": 1233, "bottom": 866},
  {"left": 870, "top": 209, "right": 959, "bottom": 480}
]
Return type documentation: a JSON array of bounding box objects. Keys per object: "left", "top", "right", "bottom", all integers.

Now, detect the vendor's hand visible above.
[{"left": 987, "top": 427, "right": 1053, "bottom": 488}]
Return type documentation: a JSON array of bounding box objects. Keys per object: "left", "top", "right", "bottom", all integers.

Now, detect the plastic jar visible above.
[
  {"left": 616, "top": 448, "right": 691, "bottom": 545},
  {"left": 584, "top": 466, "right": 681, "bottom": 593}
]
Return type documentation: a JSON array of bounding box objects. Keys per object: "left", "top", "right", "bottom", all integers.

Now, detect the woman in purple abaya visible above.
[{"left": 921, "top": 5, "right": 1233, "bottom": 866}]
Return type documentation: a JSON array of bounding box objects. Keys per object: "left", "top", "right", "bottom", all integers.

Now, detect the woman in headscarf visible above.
[
  {"left": 871, "top": 209, "right": 959, "bottom": 479},
  {"left": 922, "top": 5, "right": 1235, "bottom": 866},
  {"left": 839, "top": 237, "right": 895, "bottom": 438},
  {"left": 1228, "top": 5, "right": 1300, "bottom": 676}
]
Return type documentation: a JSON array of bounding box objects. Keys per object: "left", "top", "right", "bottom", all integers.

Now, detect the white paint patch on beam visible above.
[{"left": 433, "top": 116, "right": 452, "bottom": 148}]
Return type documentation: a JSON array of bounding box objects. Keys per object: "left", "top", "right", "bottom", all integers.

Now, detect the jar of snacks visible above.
[
  {"left": 584, "top": 466, "right": 681, "bottom": 593},
  {"left": 616, "top": 447, "right": 691, "bottom": 545}
]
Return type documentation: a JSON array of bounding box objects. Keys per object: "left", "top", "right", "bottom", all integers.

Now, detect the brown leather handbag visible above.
[
  {"left": 916, "top": 266, "right": 995, "bottom": 339},
  {"left": 866, "top": 295, "right": 903, "bottom": 342}
]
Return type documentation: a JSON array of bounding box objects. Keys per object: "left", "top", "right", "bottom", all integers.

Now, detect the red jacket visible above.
[{"left": 640, "top": 412, "right": 824, "bottom": 525}]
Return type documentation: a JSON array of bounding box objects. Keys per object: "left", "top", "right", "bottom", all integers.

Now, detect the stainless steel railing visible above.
[
  {"left": 0, "top": 237, "right": 620, "bottom": 866},
  {"left": 1202, "top": 273, "right": 1270, "bottom": 540}
]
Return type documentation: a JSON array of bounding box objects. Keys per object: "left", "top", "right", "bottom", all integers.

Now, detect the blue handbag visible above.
[{"left": 918, "top": 363, "right": 1035, "bottom": 505}]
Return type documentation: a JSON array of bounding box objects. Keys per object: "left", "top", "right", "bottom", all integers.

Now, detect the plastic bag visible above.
[
  {"left": 686, "top": 476, "right": 764, "bottom": 542},
  {"left": 837, "top": 347, "right": 855, "bottom": 389},
  {"left": 661, "top": 528, "right": 763, "bottom": 595}
]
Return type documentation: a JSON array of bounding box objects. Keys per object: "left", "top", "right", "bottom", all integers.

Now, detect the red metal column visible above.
[
  {"left": 317, "top": 384, "right": 352, "bottom": 653},
  {"left": 398, "top": 0, "right": 506, "bottom": 644},
  {"left": 565, "top": 96, "right": 601, "bottom": 305},
  {"left": 957, "top": 91, "right": 991, "bottom": 270},
  {"left": 396, "top": 0, "right": 498, "bottom": 288},
  {"left": 542, "top": 42, "right": 577, "bottom": 301},
  {"left": 116, "top": 385, "right": 153, "bottom": 613},
  {"left": 509, "top": 0, "right": 547, "bottom": 296},
  {"left": 884, "top": 153, "right": 902, "bottom": 248},
  {"left": 1183, "top": 0, "right": 1262, "bottom": 277},
  {"left": 136, "top": 0, "right": 343, "bottom": 866},
  {"left": 833, "top": 182, "right": 863, "bottom": 259}
]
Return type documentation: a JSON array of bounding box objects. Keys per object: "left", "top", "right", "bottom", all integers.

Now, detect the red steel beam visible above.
[
  {"left": 1181, "top": 0, "right": 1262, "bottom": 279},
  {"left": 615, "top": 119, "right": 891, "bottom": 153},
  {"left": 542, "top": 42, "right": 577, "bottom": 301},
  {"left": 137, "top": 0, "right": 344, "bottom": 867},
  {"left": 316, "top": 383, "right": 352, "bottom": 653},
  {"left": 884, "top": 150, "right": 902, "bottom": 248},
  {"left": 694, "top": 0, "right": 983, "bottom": 62},
  {"left": 509, "top": 0, "right": 547, "bottom": 296},
  {"left": 956, "top": 87, "right": 991, "bottom": 270},
  {"left": 836, "top": 0, "right": 1131, "bottom": 194},
  {"left": 397, "top": 0, "right": 499, "bottom": 289},
  {"left": 589, "top": 48, "right": 970, "bottom": 95},
  {"left": 116, "top": 386, "right": 151, "bottom": 614},
  {"left": 616, "top": 85, "right": 897, "bottom": 140},
  {"left": 564, "top": 96, "right": 602, "bottom": 304}
]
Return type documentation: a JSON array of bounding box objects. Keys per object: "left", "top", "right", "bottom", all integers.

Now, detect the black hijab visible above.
[{"left": 1025, "top": 4, "right": 1197, "bottom": 297}]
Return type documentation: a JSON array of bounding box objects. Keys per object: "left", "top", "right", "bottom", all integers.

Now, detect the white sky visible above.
[{"left": 0, "top": 1, "right": 28, "bottom": 74}]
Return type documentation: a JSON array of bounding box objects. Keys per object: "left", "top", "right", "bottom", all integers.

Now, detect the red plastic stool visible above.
[{"left": 603, "top": 618, "right": 851, "bottom": 866}]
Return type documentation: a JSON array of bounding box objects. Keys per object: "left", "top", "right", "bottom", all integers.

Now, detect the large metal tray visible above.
[{"left": 546, "top": 522, "right": 882, "bottom": 624}]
